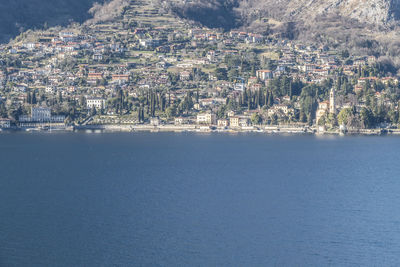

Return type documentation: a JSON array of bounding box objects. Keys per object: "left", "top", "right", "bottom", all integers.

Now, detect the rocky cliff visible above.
[
  {"left": 170, "top": 0, "right": 400, "bottom": 29},
  {"left": 238, "top": 0, "right": 400, "bottom": 26}
]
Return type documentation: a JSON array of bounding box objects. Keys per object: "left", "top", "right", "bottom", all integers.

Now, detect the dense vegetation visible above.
[
  {"left": 169, "top": 0, "right": 239, "bottom": 29},
  {"left": 0, "top": 0, "right": 104, "bottom": 43}
]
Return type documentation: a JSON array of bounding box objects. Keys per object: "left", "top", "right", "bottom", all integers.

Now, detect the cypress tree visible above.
[
  {"left": 268, "top": 92, "right": 274, "bottom": 107},
  {"left": 156, "top": 92, "right": 160, "bottom": 110},
  {"left": 257, "top": 89, "right": 262, "bottom": 108},
  {"left": 32, "top": 91, "right": 37, "bottom": 104},
  {"left": 58, "top": 91, "right": 63, "bottom": 103}
]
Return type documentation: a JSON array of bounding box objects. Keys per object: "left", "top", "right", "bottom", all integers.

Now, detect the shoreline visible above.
[{"left": 1, "top": 124, "right": 400, "bottom": 136}]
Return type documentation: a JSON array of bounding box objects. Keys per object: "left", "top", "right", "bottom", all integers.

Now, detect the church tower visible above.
[{"left": 329, "top": 88, "right": 335, "bottom": 114}]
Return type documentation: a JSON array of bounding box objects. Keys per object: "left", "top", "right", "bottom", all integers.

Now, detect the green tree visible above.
[
  {"left": 165, "top": 105, "right": 177, "bottom": 119},
  {"left": 214, "top": 68, "right": 228, "bottom": 81},
  {"left": 251, "top": 113, "right": 262, "bottom": 125},
  {"left": 337, "top": 108, "right": 352, "bottom": 125},
  {"left": 340, "top": 50, "right": 350, "bottom": 59},
  {"left": 0, "top": 102, "right": 7, "bottom": 118},
  {"left": 360, "top": 107, "right": 374, "bottom": 129}
]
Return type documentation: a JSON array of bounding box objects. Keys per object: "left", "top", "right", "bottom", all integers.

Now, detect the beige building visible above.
[
  {"left": 150, "top": 117, "right": 160, "bottom": 126},
  {"left": 316, "top": 101, "right": 329, "bottom": 124},
  {"left": 267, "top": 105, "right": 294, "bottom": 117},
  {"left": 175, "top": 117, "right": 184, "bottom": 125},
  {"left": 229, "top": 117, "right": 240, "bottom": 127},
  {"left": 197, "top": 113, "right": 216, "bottom": 125},
  {"left": 256, "top": 70, "right": 273, "bottom": 81},
  {"left": 217, "top": 119, "right": 229, "bottom": 127},
  {"left": 239, "top": 117, "right": 250, "bottom": 127}
]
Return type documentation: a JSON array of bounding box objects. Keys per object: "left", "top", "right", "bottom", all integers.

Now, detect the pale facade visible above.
[
  {"left": 19, "top": 107, "right": 65, "bottom": 123},
  {"left": 217, "top": 119, "right": 228, "bottom": 127},
  {"left": 316, "top": 101, "right": 329, "bottom": 124},
  {"left": 197, "top": 113, "right": 216, "bottom": 125},
  {"left": 32, "top": 107, "right": 51, "bottom": 121},
  {"left": 175, "top": 117, "right": 184, "bottom": 125},
  {"left": 229, "top": 117, "right": 240, "bottom": 127},
  {"left": 256, "top": 70, "right": 273, "bottom": 81},
  {"left": 87, "top": 98, "right": 105, "bottom": 109},
  {"left": 0, "top": 118, "right": 11, "bottom": 128}
]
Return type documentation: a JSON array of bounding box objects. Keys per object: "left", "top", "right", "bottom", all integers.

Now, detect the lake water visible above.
[{"left": 1, "top": 132, "right": 400, "bottom": 266}]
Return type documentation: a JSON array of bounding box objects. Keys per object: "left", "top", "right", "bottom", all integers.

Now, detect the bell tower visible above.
[{"left": 329, "top": 88, "right": 335, "bottom": 114}]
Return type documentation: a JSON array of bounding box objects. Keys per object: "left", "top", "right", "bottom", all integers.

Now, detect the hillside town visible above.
[{"left": 1, "top": 0, "right": 400, "bottom": 134}]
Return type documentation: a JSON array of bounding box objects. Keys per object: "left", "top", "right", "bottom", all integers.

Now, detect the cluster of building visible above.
[{"left": 0, "top": 0, "right": 399, "bottom": 131}]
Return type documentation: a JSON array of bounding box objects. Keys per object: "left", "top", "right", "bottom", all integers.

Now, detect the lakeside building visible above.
[
  {"left": 316, "top": 101, "right": 329, "bottom": 125},
  {"left": 174, "top": 117, "right": 186, "bottom": 125},
  {"left": 316, "top": 88, "right": 336, "bottom": 125},
  {"left": 150, "top": 117, "right": 161, "bottom": 126},
  {"left": 19, "top": 107, "right": 65, "bottom": 123},
  {"left": 18, "top": 107, "right": 65, "bottom": 129},
  {"left": 0, "top": 118, "right": 11, "bottom": 128},
  {"left": 229, "top": 116, "right": 250, "bottom": 128},
  {"left": 230, "top": 117, "right": 240, "bottom": 127},
  {"left": 217, "top": 119, "right": 229, "bottom": 127},
  {"left": 197, "top": 113, "right": 216, "bottom": 125}
]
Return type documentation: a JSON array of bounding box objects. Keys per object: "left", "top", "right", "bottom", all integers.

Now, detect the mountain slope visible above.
[
  {"left": 0, "top": 0, "right": 104, "bottom": 43},
  {"left": 166, "top": 0, "right": 400, "bottom": 56},
  {"left": 170, "top": 0, "right": 400, "bottom": 28},
  {"left": 237, "top": 0, "right": 400, "bottom": 26}
]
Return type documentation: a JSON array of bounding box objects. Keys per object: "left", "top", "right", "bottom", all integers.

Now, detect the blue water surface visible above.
[{"left": 0, "top": 133, "right": 400, "bottom": 266}]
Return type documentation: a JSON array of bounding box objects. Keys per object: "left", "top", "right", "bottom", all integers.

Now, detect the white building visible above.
[
  {"left": 86, "top": 98, "right": 105, "bottom": 110},
  {"left": 256, "top": 70, "right": 273, "bottom": 81},
  {"left": 150, "top": 117, "right": 161, "bottom": 126},
  {"left": 139, "top": 39, "right": 159, "bottom": 48},
  {"left": 59, "top": 31, "right": 77, "bottom": 42},
  {"left": 32, "top": 107, "right": 51, "bottom": 121},
  {"left": 19, "top": 107, "right": 65, "bottom": 123},
  {"left": 175, "top": 117, "right": 185, "bottom": 125},
  {"left": 0, "top": 118, "right": 11, "bottom": 128}
]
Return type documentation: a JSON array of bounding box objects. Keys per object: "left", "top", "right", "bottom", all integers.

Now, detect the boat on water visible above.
[{"left": 25, "top": 128, "right": 41, "bottom": 132}]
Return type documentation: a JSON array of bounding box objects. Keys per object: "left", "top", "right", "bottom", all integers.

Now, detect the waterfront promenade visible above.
[{"left": 2, "top": 123, "right": 399, "bottom": 136}]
